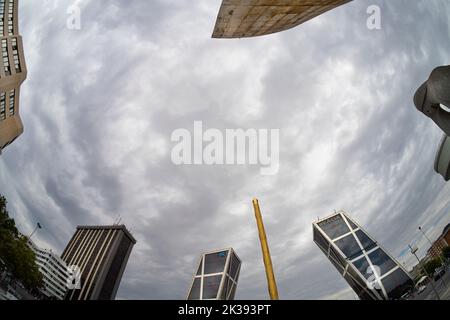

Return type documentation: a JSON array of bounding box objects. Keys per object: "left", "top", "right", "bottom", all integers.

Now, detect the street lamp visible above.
[
  {"left": 28, "top": 222, "right": 42, "bottom": 240},
  {"left": 409, "top": 245, "right": 440, "bottom": 300},
  {"left": 414, "top": 65, "right": 450, "bottom": 181}
]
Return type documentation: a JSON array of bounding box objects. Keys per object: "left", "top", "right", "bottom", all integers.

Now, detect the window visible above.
[
  {"left": 202, "top": 275, "right": 222, "bottom": 299},
  {"left": 204, "top": 251, "right": 228, "bottom": 275},
  {"left": 0, "top": 0, "right": 5, "bottom": 36},
  {"left": 313, "top": 227, "right": 330, "bottom": 252},
  {"left": 188, "top": 278, "right": 201, "bottom": 300},
  {"left": 355, "top": 230, "right": 376, "bottom": 251},
  {"left": 7, "top": 0, "right": 13, "bottom": 35},
  {"left": 8, "top": 89, "right": 14, "bottom": 115},
  {"left": 318, "top": 214, "right": 350, "bottom": 240},
  {"left": 367, "top": 249, "right": 396, "bottom": 276},
  {"left": 11, "top": 37, "right": 20, "bottom": 72},
  {"left": 335, "top": 234, "right": 362, "bottom": 259},
  {"left": 381, "top": 268, "right": 413, "bottom": 299},
  {"left": 196, "top": 259, "right": 203, "bottom": 276},
  {"left": 2, "top": 39, "right": 10, "bottom": 75},
  {"left": 353, "top": 256, "right": 371, "bottom": 280},
  {"left": 228, "top": 253, "right": 240, "bottom": 280},
  {"left": 0, "top": 92, "right": 5, "bottom": 120}
]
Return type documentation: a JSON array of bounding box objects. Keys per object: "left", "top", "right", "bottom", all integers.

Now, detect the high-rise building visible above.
[
  {"left": 28, "top": 240, "right": 69, "bottom": 300},
  {"left": 187, "top": 248, "right": 241, "bottom": 300},
  {"left": 61, "top": 225, "right": 136, "bottom": 300},
  {"left": 313, "top": 211, "right": 414, "bottom": 300},
  {"left": 0, "top": 0, "right": 27, "bottom": 154},
  {"left": 212, "top": 0, "right": 352, "bottom": 38}
]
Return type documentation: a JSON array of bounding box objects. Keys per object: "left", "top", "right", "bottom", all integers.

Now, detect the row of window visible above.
[
  {"left": 0, "top": 37, "right": 21, "bottom": 76},
  {"left": 0, "top": 0, "right": 4, "bottom": 36},
  {"left": 0, "top": 89, "right": 14, "bottom": 120},
  {"left": 0, "top": 0, "right": 15, "bottom": 36}
]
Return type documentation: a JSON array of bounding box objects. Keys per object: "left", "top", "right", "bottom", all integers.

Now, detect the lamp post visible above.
[
  {"left": 409, "top": 245, "right": 440, "bottom": 300},
  {"left": 418, "top": 226, "right": 448, "bottom": 289},
  {"left": 28, "top": 222, "right": 42, "bottom": 240}
]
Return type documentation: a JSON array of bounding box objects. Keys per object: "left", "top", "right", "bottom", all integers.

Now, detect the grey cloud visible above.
[{"left": 0, "top": 0, "right": 450, "bottom": 300}]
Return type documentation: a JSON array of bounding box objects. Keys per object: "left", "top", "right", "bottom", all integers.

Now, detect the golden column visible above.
[{"left": 252, "top": 198, "right": 279, "bottom": 300}]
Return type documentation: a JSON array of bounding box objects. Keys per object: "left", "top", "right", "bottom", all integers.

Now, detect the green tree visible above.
[
  {"left": 442, "top": 246, "right": 450, "bottom": 260},
  {"left": 423, "top": 257, "right": 441, "bottom": 275},
  {"left": 0, "top": 194, "right": 43, "bottom": 290}
]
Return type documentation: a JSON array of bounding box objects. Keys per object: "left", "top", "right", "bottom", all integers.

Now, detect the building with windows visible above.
[
  {"left": 0, "top": 0, "right": 27, "bottom": 154},
  {"left": 28, "top": 240, "right": 69, "bottom": 300},
  {"left": 426, "top": 223, "right": 450, "bottom": 260},
  {"left": 313, "top": 211, "right": 414, "bottom": 300},
  {"left": 212, "top": 0, "right": 352, "bottom": 38},
  {"left": 61, "top": 225, "right": 136, "bottom": 300},
  {"left": 187, "top": 248, "right": 241, "bottom": 300}
]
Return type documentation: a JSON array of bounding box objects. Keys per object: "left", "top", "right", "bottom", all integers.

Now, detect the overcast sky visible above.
[{"left": 1, "top": 0, "right": 450, "bottom": 300}]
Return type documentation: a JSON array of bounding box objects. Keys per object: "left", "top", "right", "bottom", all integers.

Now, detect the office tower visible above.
[
  {"left": 0, "top": 0, "right": 27, "bottom": 154},
  {"left": 313, "top": 211, "right": 414, "bottom": 300},
  {"left": 212, "top": 0, "right": 352, "bottom": 38},
  {"left": 28, "top": 240, "right": 69, "bottom": 300},
  {"left": 187, "top": 248, "right": 241, "bottom": 300},
  {"left": 61, "top": 225, "right": 136, "bottom": 300}
]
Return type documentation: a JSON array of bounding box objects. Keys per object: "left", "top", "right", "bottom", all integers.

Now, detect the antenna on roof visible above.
[{"left": 117, "top": 216, "right": 122, "bottom": 225}]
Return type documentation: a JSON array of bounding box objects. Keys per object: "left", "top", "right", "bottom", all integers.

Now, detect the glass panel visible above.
[
  {"left": 229, "top": 253, "right": 240, "bottom": 280},
  {"left": 196, "top": 259, "right": 203, "bottom": 276},
  {"left": 227, "top": 276, "right": 233, "bottom": 297},
  {"left": 346, "top": 218, "right": 359, "bottom": 230},
  {"left": 368, "top": 249, "right": 397, "bottom": 275},
  {"left": 219, "top": 276, "right": 228, "bottom": 300},
  {"left": 335, "top": 234, "right": 362, "bottom": 259},
  {"left": 353, "top": 256, "right": 371, "bottom": 280},
  {"left": 188, "top": 278, "right": 201, "bottom": 300},
  {"left": 355, "top": 230, "right": 377, "bottom": 251},
  {"left": 381, "top": 268, "right": 414, "bottom": 300},
  {"left": 203, "top": 275, "right": 223, "bottom": 299},
  {"left": 228, "top": 283, "right": 237, "bottom": 300},
  {"left": 313, "top": 227, "right": 330, "bottom": 252},
  {"left": 329, "top": 247, "right": 346, "bottom": 274},
  {"left": 204, "top": 251, "right": 228, "bottom": 275},
  {"left": 318, "top": 214, "right": 350, "bottom": 240}
]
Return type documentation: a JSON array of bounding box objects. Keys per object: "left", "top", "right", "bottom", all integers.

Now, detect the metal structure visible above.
[
  {"left": 313, "top": 211, "right": 414, "bottom": 300},
  {"left": 187, "top": 248, "right": 241, "bottom": 300},
  {"left": 414, "top": 65, "right": 450, "bottom": 181},
  {"left": 252, "top": 198, "right": 279, "bottom": 300},
  {"left": 212, "top": 0, "right": 352, "bottom": 38}
]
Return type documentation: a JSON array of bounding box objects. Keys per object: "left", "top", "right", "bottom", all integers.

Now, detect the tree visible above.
[
  {"left": 423, "top": 257, "right": 441, "bottom": 275},
  {"left": 0, "top": 194, "right": 43, "bottom": 290},
  {"left": 442, "top": 246, "right": 450, "bottom": 260}
]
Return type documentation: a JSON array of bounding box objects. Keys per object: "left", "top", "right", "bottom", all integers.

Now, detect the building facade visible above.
[
  {"left": 212, "top": 0, "right": 352, "bottom": 38},
  {"left": 0, "top": 0, "right": 27, "bottom": 154},
  {"left": 426, "top": 223, "right": 450, "bottom": 260},
  {"left": 61, "top": 225, "right": 136, "bottom": 300},
  {"left": 187, "top": 248, "right": 241, "bottom": 300},
  {"left": 28, "top": 240, "right": 69, "bottom": 300},
  {"left": 313, "top": 211, "right": 414, "bottom": 300}
]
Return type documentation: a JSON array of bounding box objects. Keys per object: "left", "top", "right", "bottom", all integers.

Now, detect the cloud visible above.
[{"left": 1, "top": 0, "right": 450, "bottom": 299}]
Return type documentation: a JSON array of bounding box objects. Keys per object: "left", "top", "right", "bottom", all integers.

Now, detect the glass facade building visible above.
[
  {"left": 187, "top": 248, "right": 241, "bottom": 300},
  {"left": 313, "top": 211, "right": 414, "bottom": 300}
]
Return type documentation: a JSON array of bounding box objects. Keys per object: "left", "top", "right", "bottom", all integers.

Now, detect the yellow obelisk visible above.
[{"left": 252, "top": 198, "right": 279, "bottom": 300}]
